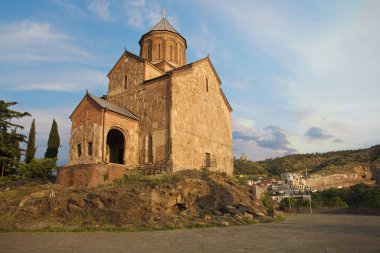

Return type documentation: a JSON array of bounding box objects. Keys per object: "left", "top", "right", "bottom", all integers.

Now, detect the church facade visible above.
[{"left": 58, "top": 17, "right": 233, "bottom": 187}]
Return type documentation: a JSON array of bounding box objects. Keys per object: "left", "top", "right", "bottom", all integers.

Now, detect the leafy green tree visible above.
[
  {"left": 25, "top": 119, "right": 36, "bottom": 164},
  {"left": 45, "top": 119, "right": 60, "bottom": 159},
  {"left": 0, "top": 100, "right": 30, "bottom": 177},
  {"left": 18, "top": 158, "right": 56, "bottom": 180}
]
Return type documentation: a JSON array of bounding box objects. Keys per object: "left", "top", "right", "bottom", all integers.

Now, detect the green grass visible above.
[
  {"left": 0, "top": 216, "right": 286, "bottom": 233},
  {"left": 123, "top": 173, "right": 181, "bottom": 186}
]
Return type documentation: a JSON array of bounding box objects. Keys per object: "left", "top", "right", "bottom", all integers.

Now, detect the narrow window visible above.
[
  {"left": 88, "top": 142, "right": 93, "bottom": 156},
  {"left": 205, "top": 153, "right": 211, "bottom": 167},
  {"left": 148, "top": 135, "right": 153, "bottom": 163},
  {"left": 206, "top": 78, "right": 209, "bottom": 92},
  {"left": 147, "top": 41, "right": 152, "bottom": 61},
  {"left": 124, "top": 75, "right": 128, "bottom": 90},
  {"left": 178, "top": 45, "right": 182, "bottom": 65},
  {"left": 158, "top": 44, "right": 161, "bottom": 59},
  {"left": 170, "top": 45, "right": 173, "bottom": 61},
  {"left": 77, "top": 144, "right": 82, "bottom": 158}
]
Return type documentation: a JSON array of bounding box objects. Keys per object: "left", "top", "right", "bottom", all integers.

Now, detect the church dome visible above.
[{"left": 139, "top": 17, "right": 187, "bottom": 68}]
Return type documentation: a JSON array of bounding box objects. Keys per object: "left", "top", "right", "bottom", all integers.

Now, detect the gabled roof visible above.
[
  {"left": 168, "top": 56, "right": 232, "bottom": 111},
  {"left": 107, "top": 50, "right": 165, "bottom": 77},
  {"left": 150, "top": 18, "right": 179, "bottom": 34},
  {"left": 88, "top": 94, "right": 139, "bottom": 120},
  {"left": 70, "top": 93, "right": 139, "bottom": 121},
  {"left": 169, "top": 56, "right": 222, "bottom": 85}
]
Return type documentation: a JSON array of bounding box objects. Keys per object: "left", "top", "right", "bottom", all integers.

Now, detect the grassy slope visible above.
[{"left": 234, "top": 145, "right": 380, "bottom": 177}]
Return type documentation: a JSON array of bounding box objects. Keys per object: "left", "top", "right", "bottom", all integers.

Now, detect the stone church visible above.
[{"left": 58, "top": 16, "right": 233, "bottom": 187}]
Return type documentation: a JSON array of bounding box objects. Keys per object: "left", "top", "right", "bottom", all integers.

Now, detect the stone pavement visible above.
[{"left": 1, "top": 214, "right": 379, "bottom": 253}]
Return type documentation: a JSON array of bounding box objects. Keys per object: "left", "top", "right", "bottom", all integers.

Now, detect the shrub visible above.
[
  {"left": 18, "top": 158, "right": 56, "bottom": 179},
  {"left": 262, "top": 192, "right": 273, "bottom": 210}
]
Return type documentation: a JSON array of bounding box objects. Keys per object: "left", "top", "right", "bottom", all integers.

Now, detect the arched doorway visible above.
[{"left": 106, "top": 129, "right": 125, "bottom": 164}]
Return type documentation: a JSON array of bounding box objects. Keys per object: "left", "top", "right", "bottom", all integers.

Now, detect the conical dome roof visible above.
[
  {"left": 139, "top": 17, "right": 187, "bottom": 48},
  {"left": 149, "top": 18, "right": 179, "bottom": 34}
]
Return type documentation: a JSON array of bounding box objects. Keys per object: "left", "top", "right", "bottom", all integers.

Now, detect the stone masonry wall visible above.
[
  {"left": 69, "top": 96, "right": 139, "bottom": 167},
  {"left": 103, "top": 110, "right": 139, "bottom": 166},
  {"left": 107, "top": 54, "right": 170, "bottom": 167},
  {"left": 57, "top": 163, "right": 127, "bottom": 188},
  {"left": 139, "top": 31, "right": 186, "bottom": 68},
  {"left": 144, "top": 63, "right": 165, "bottom": 81},
  {"left": 170, "top": 60, "right": 233, "bottom": 174},
  {"left": 69, "top": 97, "right": 103, "bottom": 165}
]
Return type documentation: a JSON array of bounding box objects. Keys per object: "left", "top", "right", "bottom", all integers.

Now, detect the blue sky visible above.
[{"left": 1, "top": 0, "right": 380, "bottom": 164}]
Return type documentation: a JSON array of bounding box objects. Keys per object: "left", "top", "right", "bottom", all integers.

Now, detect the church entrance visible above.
[{"left": 106, "top": 129, "right": 125, "bottom": 164}]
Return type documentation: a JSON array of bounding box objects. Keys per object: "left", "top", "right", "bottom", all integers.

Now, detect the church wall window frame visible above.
[
  {"left": 158, "top": 43, "right": 161, "bottom": 60},
  {"left": 148, "top": 134, "right": 153, "bottom": 163},
  {"left": 147, "top": 40, "right": 152, "bottom": 61},
  {"left": 88, "top": 142, "right": 93, "bottom": 156},
  {"left": 169, "top": 45, "right": 173, "bottom": 61},
  {"left": 124, "top": 75, "right": 128, "bottom": 90},
  {"left": 205, "top": 152, "right": 211, "bottom": 167},
  {"left": 77, "top": 144, "right": 82, "bottom": 158}
]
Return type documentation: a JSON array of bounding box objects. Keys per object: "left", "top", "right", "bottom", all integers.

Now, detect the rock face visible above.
[
  {"left": 307, "top": 164, "right": 375, "bottom": 190},
  {"left": 0, "top": 171, "right": 267, "bottom": 230}
]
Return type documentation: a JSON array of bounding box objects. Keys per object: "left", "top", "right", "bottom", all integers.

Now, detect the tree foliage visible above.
[
  {"left": 311, "top": 184, "right": 380, "bottom": 208},
  {"left": 45, "top": 119, "right": 60, "bottom": 159},
  {"left": 18, "top": 158, "right": 56, "bottom": 180},
  {"left": 25, "top": 119, "right": 36, "bottom": 164},
  {"left": 234, "top": 158, "right": 268, "bottom": 176},
  {"left": 0, "top": 100, "right": 30, "bottom": 176}
]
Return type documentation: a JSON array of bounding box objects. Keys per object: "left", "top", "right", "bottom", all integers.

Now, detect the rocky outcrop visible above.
[
  {"left": 307, "top": 164, "right": 375, "bottom": 190},
  {"left": 0, "top": 171, "right": 267, "bottom": 230}
]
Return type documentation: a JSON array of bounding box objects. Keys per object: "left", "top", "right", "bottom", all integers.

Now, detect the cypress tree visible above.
[
  {"left": 45, "top": 119, "right": 60, "bottom": 159},
  {"left": 25, "top": 119, "right": 36, "bottom": 164}
]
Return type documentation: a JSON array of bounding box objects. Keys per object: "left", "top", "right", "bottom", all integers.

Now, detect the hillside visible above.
[
  {"left": 0, "top": 170, "right": 269, "bottom": 231},
  {"left": 234, "top": 145, "right": 380, "bottom": 186}
]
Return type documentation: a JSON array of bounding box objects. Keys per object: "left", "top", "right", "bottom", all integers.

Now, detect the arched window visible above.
[
  {"left": 144, "top": 134, "right": 153, "bottom": 163},
  {"left": 158, "top": 44, "right": 161, "bottom": 60},
  {"left": 88, "top": 142, "right": 93, "bottom": 156},
  {"left": 148, "top": 135, "right": 153, "bottom": 163},
  {"left": 106, "top": 129, "right": 125, "bottom": 164},
  {"left": 206, "top": 77, "right": 209, "bottom": 92},
  {"left": 147, "top": 40, "right": 152, "bottom": 61},
  {"left": 77, "top": 144, "right": 82, "bottom": 158},
  {"left": 124, "top": 75, "right": 128, "bottom": 90},
  {"left": 170, "top": 45, "right": 173, "bottom": 61}
]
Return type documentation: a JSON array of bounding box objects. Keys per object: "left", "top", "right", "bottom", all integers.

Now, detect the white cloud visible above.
[
  {"left": 88, "top": 0, "right": 113, "bottom": 21},
  {"left": 196, "top": 0, "right": 380, "bottom": 153},
  {"left": 1, "top": 69, "right": 107, "bottom": 92},
  {"left": 232, "top": 117, "right": 297, "bottom": 160},
  {"left": 0, "top": 21, "right": 91, "bottom": 62},
  {"left": 51, "top": 0, "right": 87, "bottom": 17},
  {"left": 188, "top": 23, "right": 216, "bottom": 59},
  {"left": 124, "top": 0, "right": 161, "bottom": 29}
]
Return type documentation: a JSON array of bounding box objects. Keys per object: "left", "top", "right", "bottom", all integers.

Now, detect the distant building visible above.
[{"left": 240, "top": 153, "right": 248, "bottom": 161}]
